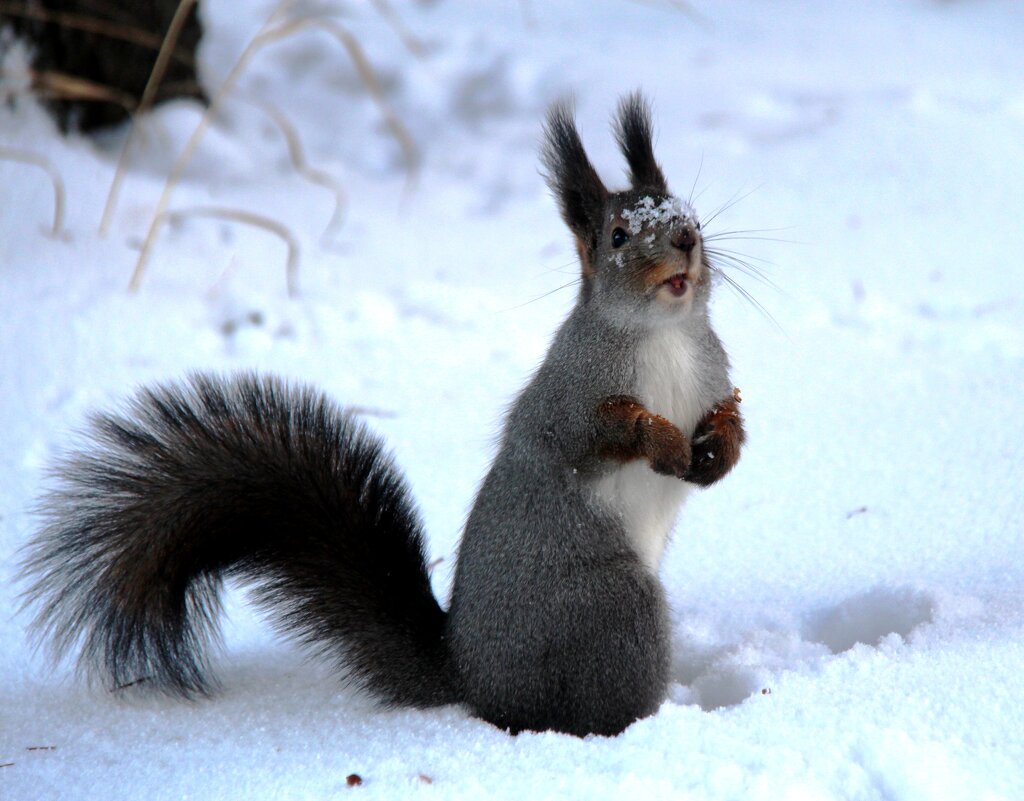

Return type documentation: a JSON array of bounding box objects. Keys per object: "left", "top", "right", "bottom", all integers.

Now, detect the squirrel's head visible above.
[{"left": 542, "top": 93, "right": 707, "bottom": 325}]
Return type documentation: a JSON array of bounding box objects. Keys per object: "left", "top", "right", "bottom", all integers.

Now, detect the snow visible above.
[
  {"left": 2, "top": 0, "right": 1023, "bottom": 798},
  {"left": 621, "top": 196, "right": 694, "bottom": 235}
]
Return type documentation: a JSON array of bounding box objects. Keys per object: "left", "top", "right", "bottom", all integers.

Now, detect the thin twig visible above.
[
  {"left": 245, "top": 96, "right": 347, "bottom": 244},
  {"left": 280, "top": 17, "right": 419, "bottom": 176},
  {"left": 0, "top": 146, "right": 66, "bottom": 237},
  {"left": 129, "top": 3, "right": 418, "bottom": 292},
  {"left": 369, "top": 0, "right": 426, "bottom": 57},
  {"left": 155, "top": 206, "right": 301, "bottom": 296},
  {"left": 99, "top": 0, "right": 198, "bottom": 236},
  {"left": 30, "top": 69, "right": 137, "bottom": 111},
  {"left": 128, "top": 0, "right": 297, "bottom": 292}
]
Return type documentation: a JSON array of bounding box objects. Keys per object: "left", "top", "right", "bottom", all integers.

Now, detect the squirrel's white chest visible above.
[{"left": 593, "top": 327, "right": 705, "bottom": 572}]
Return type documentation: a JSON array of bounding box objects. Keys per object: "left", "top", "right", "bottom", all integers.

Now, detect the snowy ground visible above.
[{"left": 2, "top": 0, "right": 1023, "bottom": 798}]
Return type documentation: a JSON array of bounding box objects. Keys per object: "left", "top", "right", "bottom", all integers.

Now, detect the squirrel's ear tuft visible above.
[
  {"left": 614, "top": 92, "right": 668, "bottom": 194},
  {"left": 541, "top": 100, "right": 608, "bottom": 255}
]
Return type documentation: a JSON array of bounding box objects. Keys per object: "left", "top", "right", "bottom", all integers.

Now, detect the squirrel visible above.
[{"left": 21, "top": 93, "right": 745, "bottom": 738}]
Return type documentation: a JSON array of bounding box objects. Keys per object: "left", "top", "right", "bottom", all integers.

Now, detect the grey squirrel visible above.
[{"left": 22, "top": 93, "right": 745, "bottom": 737}]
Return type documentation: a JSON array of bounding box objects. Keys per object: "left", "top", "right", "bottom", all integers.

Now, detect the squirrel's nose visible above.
[{"left": 671, "top": 225, "right": 697, "bottom": 254}]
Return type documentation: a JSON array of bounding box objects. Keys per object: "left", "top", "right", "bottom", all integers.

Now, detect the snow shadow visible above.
[
  {"left": 673, "top": 585, "right": 937, "bottom": 711},
  {"left": 805, "top": 585, "right": 935, "bottom": 654},
  {"left": 672, "top": 628, "right": 827, "bottom": 713}
]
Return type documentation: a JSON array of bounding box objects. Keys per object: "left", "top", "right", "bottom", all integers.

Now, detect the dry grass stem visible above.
[
  {"left": 369, "top": 0, "right": 426, "bottom": 57},
  {"left": 99, "top": 0, "right": 198, "bottom": 237},
  {"left": 247, "top": 97, "right": 347, "bottom": 244},
  {"left": 129, "top": 1, "right": 417, "bottom": 293},
  {"left": 0, "top": 146, "right": 67, "bottom": 237},
  {"left": 154, "top": 206, "right": 300, "bottom": 296},
  {"left": 262, "top": 16, "right": 420, "bottom": 175},
  {"left": 128, "top": 0, "right": 296, "bottom": 292},
  {"left": 31, "top": 69, "right": 137, "bottom": 111}
]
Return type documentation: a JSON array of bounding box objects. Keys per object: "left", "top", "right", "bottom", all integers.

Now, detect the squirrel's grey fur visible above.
[{"left": 21, "top": 93, "right": 740, "bottom": 737}]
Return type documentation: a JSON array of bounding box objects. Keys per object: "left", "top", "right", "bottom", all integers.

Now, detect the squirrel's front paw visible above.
[
  {"left": 637, "top": 414, "right": 692, "bottom": 479},
  {"left": 596, "top": 395, "right": 691, "bottom": 478},
  {"left": 684, "top": 388, "right": 745, "bottom": 487}
]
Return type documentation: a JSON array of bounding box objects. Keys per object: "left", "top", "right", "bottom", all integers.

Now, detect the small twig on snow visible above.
[
  {"left": 128, "top": 1, "right": 417, "bottom": 293},
  {"left": 369, "top": 0, "right": 427, "bottom": 57},
  {"left": 99, "top": 0, "right": 199, "bottom": 236},
  {"left": 245, "top": 96, "right": 348, "bottom": 245},
  {"left": 148, "top": 206, "right": 301, "bottom": 296},
  {"left": 0, "top": 146, "right": 67, "bottom": 237}
]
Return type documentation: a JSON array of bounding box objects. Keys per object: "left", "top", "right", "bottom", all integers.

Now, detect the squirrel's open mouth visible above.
[{"left": 661, "top": 273, "right": 689, "bottom": 298}]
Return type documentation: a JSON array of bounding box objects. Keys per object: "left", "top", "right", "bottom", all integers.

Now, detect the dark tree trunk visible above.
[{"left": 1, "top": 0, "right": 206, "bottom": 132}]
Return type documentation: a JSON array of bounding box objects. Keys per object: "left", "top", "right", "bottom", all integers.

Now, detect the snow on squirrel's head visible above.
[{"left": 542, "top": 92, "right": 708, "bottom": 326}]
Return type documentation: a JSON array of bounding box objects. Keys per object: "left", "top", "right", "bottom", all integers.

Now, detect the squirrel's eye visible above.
[
  {"left": 611, "top": 227, "right": 629, "bottom": 248},
  {"left": 695, "top": 221, "right": 701, "bottom": 231}
]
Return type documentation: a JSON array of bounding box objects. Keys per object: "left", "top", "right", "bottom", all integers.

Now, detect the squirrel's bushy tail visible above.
[{"left": 21, "top": 373, "right": 457, "bottom": 707}]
